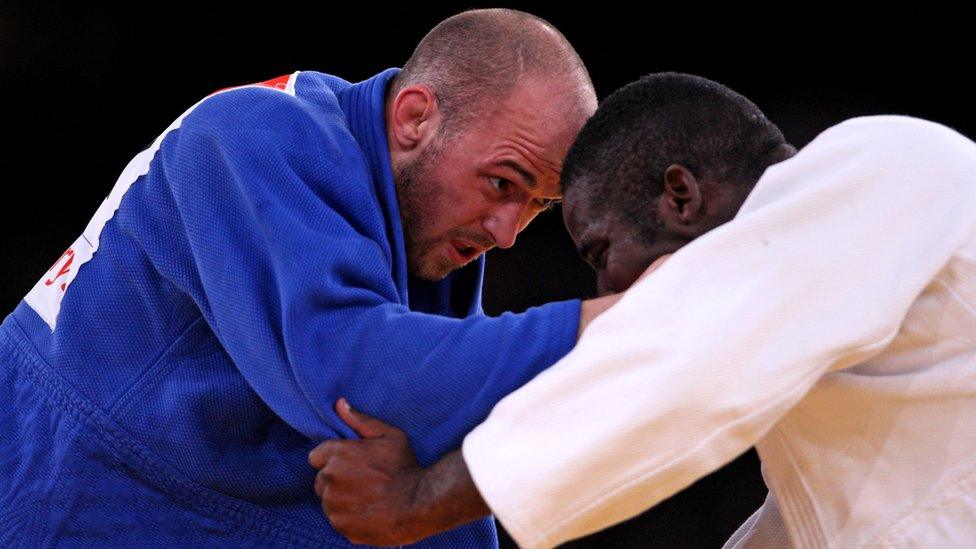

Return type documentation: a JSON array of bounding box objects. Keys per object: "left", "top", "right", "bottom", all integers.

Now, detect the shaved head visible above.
[
  {"left": 387, "top": 9, "right": 595, "bottom": 280},
  {"left": 391, "top": 9, "right": 596, "bottom": 137}
]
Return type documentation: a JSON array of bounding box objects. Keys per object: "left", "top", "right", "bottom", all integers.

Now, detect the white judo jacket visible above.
[{"left": 463, "top": 116, "right": 976, "bottom": 548}]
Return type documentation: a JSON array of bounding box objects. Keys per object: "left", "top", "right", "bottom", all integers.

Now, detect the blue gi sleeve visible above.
[{"left": 151, "top": 87, "right": 580, "bottom": 463}]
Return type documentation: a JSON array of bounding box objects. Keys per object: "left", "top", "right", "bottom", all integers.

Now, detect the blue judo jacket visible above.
[{"left": 0, "top": 69, "right": 580, "bottom": 547}]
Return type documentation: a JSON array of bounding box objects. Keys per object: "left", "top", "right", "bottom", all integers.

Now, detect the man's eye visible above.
[
  {"left": 584, "top": 246, "right": 607, "bottom": 269},
  {"left": 490, "top": 177, "right": 512, "bottom": 192}
]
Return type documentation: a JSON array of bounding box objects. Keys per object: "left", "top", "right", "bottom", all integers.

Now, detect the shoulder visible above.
[
  {"left": 161, "top": 75, "right": 372, "bottom": 184},
  {"left": 784, "top": 115, "right": 976, "bottom": 196},
  {"left": 179, "top": 76, "right": 351, "bottom": 148},
  {"left": 158, "top": 76, "right": 386, "bottom": 229},
  {"left": 812, "top": 115, "right": 976, "bottom": 164},
  {"left": 744, "top": 116, "right": 976, "bottom": 216}
]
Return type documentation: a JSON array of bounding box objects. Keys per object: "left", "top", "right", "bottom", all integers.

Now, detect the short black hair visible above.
[{"left": 562, "top": 72, "right": 788, "bottom": 240}]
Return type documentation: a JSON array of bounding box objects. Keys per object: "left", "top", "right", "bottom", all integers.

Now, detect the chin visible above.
[
  {"left": 415, "top": 270, "right": 451, "bottom": 282},
  {"left": 411, "top": 260, "right": 455, "bottom": 282}
]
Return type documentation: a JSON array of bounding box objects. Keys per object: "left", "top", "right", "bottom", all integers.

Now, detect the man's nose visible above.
[{"left": 483, "top": 202, "right": 525, "bottom": 249}]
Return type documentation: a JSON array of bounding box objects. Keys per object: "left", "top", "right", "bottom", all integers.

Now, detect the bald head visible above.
[
  {"left": 386, "top": 10, "right": 595, "bottom": 281},
  {"left": 391, "top": 9, "right": 595, "bottom": 136}
]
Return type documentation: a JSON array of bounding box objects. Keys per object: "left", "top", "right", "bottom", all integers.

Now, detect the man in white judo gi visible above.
[{"left": 309, "top": 73, "right": 976, "bottom": 548}]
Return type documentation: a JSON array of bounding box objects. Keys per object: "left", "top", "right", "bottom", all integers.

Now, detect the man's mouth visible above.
[{"left": 449, "top": 240, "right": 482, "bottom": 264}]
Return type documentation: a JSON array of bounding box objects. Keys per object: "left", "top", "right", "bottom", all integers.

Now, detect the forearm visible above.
[
  {"left": 577, "top": 293, "right": 622, "bottom": 338},
  {"left": 407, "top": 449, "right": 490, "bottom": 538}
]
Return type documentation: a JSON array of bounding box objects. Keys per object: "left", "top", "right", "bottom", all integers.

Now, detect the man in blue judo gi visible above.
[{"left": 0, "top": 9, "right": 609, "bottom": 547}]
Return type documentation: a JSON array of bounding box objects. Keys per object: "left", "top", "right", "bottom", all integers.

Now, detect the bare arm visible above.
[
  {"left": 577, "top": 293, "right": 623, "bottom": 338},
  {"left": 413, "top": 449, "right": 488, "bottom": 537},
  {"left": 309, "top": 399, "right": 487, "bottom": 546}
]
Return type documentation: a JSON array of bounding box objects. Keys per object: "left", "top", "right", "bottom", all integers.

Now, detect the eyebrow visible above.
[{"left": 497, "top": 159, "right": 537, "bottom": 189}]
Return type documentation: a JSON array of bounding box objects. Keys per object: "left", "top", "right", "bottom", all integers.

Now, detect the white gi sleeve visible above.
[{"left": 461, "top": 116, "right": 976, "bottom": 548}]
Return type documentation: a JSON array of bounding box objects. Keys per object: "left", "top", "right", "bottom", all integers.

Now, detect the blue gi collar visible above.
[
  {"left": 335, "top": 68, "right": 410, "bottom": 299},
  {"left": 335, "top": 68, "right": 485, "bottom": 316}
]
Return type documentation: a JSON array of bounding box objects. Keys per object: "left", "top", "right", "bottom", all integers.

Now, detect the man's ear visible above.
[
  {"left": 663, "top": 164, "right": 702, "bottom": 224},
  {"left": 389, "top": 84, "right": 440, "bottom": 152}
]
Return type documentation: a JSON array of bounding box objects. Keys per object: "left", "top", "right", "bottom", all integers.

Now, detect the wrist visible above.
[
  {"left": 393, "top": 466, "right": 441, "bottom": 544},
  {"left": 578, "top": 293, "right": 622, "bottom": 338},
  {"left": 400, "top": 452, "right": 491, "bottom": 542}
]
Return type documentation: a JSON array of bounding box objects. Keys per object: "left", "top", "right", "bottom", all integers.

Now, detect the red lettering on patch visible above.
[{"left": 44, "top": 248, "right": 75, "bottom": 289}]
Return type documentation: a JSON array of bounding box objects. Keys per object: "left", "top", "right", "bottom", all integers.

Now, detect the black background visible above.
[{"left": 1, "top": 2, "right": 972, "bottom": 547}]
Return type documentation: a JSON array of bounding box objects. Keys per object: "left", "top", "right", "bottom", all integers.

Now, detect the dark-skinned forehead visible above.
[{"left": 563, "top": 190, "right": 611, "bottom": 248}]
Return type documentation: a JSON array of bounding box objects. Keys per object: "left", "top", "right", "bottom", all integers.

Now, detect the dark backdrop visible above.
[{"left": 1, "top": 3, "right": 971, "bottom": 547}]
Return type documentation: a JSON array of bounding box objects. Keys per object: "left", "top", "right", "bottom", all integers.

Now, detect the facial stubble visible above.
[{"left": 393, "top": 139, "right": 456, "bottom": 281}]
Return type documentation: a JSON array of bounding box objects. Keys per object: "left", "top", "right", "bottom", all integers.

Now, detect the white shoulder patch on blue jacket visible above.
[{"left": 24, "top": 72, "right": 300, "bottom": 330}]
